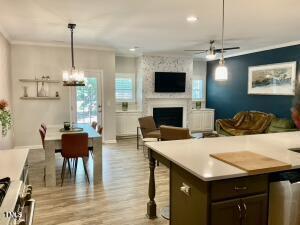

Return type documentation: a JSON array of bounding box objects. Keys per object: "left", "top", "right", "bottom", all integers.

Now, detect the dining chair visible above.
[
  {"left": 39, "top": 128, "right": 71, "bottom": 184},
  {"left": 61, "top": 133, "right": 90, "bottom": 186}
]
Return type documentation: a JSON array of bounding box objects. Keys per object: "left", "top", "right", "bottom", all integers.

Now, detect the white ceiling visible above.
[{"left": 0, "top": 0, "right": 300, "bottom": 57}]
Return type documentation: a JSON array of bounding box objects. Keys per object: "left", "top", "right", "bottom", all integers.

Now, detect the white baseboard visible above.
[
  {"left": 14, "top": 145, "right": 43, "bottom": 150},
  {"left": 103, "top": 139, "right": 117, "bottom": 144}
]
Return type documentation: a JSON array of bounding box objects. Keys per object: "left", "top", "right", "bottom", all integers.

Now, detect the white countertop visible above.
[
  {"left": 0, "top": 148, "right": 29, "bottom": 180},
  {"left": 146, "top": 132, "right": 300, "bottom": 181},
  {"left": 116, "top": 110, "right": 142, "bottom": 113}
]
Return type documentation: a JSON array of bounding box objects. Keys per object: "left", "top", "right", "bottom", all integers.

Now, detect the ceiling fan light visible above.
[
  {"left": 215, "top": 63, "right": 228, "bottom": 81},
  {"left": 206, "top": 54, "right": 216, "bottom": 60}
]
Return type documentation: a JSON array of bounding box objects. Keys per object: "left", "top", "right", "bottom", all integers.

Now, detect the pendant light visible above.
[
  {"left": 215, "top": 0, "right": 228, "bottom": 81},
  {"left": 62, "top": 23, "right": 85, "bottom": 86}
]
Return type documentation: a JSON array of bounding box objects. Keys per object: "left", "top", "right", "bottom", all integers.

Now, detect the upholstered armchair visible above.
[{"left": 160, "top": 125, "right": 192, "bottom": 141}]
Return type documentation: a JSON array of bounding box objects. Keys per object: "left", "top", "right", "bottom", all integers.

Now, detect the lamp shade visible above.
[{"left": 215, "top": 64, "right": 228, "bottom": 81}]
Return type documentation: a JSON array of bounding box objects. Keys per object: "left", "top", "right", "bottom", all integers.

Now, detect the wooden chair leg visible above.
[
  {"left": 61, "top": 158, "right": 67, "bottom": 187},
  {"left": 67, "top": 159, "right": 72, "bottom": 176},
  {"left": 82, "top": 157, "right": 90, "bottom": 184},
  {"left": 74, "top": 158, "right": 78, "bottom": 183}
]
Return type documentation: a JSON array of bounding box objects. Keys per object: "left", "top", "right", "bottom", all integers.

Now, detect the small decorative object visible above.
[
  {"left": 23, "top": 86, "right": 28, "bottom": 97},
  {"left": 122, "top": 102, "right": 128, "bottom": 111},
  {"left": 38, "top": 82, "right": 47, "bottom": 97},
  {"left": 64, "top": 122, "right": 71, "bottom": 131},
  {"left": 248, "top": 61, "right": 296, "bottom": 95},
  {"left": 196, "top": 101, "right": 201, "bottom": 109},
  {"left": 0, "top": 99, "right": 12, "bottom": 136},
  {"left": 55, "top": 91, "right": 59, "bottom": 97}
]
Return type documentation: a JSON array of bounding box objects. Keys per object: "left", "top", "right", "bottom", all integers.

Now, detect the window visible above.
[
  {"left": 115, "top": 73, "right": 135, "bottom": 102},
  {"left": 192, "top": 79, "right": 204, "bottom": 100}
]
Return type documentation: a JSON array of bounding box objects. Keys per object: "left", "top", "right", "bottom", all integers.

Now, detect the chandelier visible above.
[{"left": 62, "top": 23, "right": 85, "bottom": 86}]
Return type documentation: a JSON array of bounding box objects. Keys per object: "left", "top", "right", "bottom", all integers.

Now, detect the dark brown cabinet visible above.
[
  {"left": 211, "top": 194, "right": 268, "bottom": 225},
  {"left": 242, "top": 194, "right": 268, "bottom": 225},
  {"left": 170, "top": 163, "right": 268, "bottom": 225}
]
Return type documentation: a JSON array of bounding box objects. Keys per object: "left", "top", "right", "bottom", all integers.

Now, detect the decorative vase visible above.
[
  {"left": 38, "top": 82, "right": 47, "bottom": 97},
  {"left": 122, "top": 102, "right": 128, "bottom": 111},
  {"left": 196, "top": 101, "right": 201, "bottom": 109}
]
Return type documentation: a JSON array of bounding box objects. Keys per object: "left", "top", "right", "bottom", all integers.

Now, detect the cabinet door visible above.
[
  {"left": 202, "top": 111, "right": 214, "bottom": 131},
  {"left": 171, "top": 164, "right": 209, "bottom": 225},
  {"left": 211, "top": 194, "right": 268, "bottom": 225},
  {"left": 242, "top": 194, "right": 268, "bottom": 225},
  {"left": 191, "top": 112, "right": 201, "bottom": 131},
  {"left": 211, "top": 198, "right": 243, "bottom": 225}
]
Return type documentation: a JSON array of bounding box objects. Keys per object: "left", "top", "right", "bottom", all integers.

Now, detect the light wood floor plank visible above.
[{"left": 29, "top": 139, "right": 169, "bottom": 225}]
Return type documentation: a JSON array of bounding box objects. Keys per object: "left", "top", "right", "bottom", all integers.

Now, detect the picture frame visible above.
[{"left": 248, "top": 61, "right": 297, "bottom": 96}]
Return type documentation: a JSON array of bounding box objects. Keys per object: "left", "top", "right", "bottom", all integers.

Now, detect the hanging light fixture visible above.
[
  {"left": 62, "top": 23, "right": 85, "bottom": 86},
  {"left": 215, "top": 0, "right": 228, "bottom": 81}
]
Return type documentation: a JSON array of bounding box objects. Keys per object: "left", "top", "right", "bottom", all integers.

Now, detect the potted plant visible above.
[
  {"left": 0, "top": 99, "right": 12, "bottom": 136},
  {"left": 196, "top": 101, "right": 201, "bottom": 109},
  {"left": 122, "top": 102, "right": 128, "bottom": 111}
]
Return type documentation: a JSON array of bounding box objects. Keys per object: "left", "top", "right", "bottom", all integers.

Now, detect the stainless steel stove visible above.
[{"left": 0, "top": 177, "right": 35, "bottom": 225}]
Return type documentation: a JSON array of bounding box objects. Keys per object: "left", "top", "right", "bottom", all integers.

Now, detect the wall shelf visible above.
[
  {"left": 20, "top": 97, "right": 60, "bottom": 100},
  {"left": 19, "top": 79, "right": 61, "bottom": 83}
]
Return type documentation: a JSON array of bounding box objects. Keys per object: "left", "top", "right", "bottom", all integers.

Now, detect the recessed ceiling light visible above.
[
  {"left": 129, "top": 47, "right": 138, "bottom": 52},
  {"left": 186, "top": 16, "right": 198, "bottom": 23}
]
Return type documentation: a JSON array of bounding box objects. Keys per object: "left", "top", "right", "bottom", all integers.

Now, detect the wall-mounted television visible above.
[{"left": 155, "top": 72, "right": 186, "bottom": 92}]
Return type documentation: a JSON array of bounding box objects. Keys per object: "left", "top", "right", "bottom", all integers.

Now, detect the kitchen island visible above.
[{"left": 146, "top": 132, "right": 300, "bottom": 225}]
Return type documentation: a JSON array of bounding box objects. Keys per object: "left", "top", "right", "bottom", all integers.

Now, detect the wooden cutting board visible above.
[{"left": 210, "top": 151, "right": 292, "bottom": 174}]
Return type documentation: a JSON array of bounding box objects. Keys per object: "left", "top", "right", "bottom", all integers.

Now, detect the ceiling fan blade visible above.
[
  {"left": 214, "top": 47, "right": 240, "bottom": 52},
  {"left": 184, "top": 50, "right": 207, "bottom": 52}
]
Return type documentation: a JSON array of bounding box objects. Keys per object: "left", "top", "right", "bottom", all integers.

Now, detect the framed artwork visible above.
[{"left": 248, "top": 61, "right": 297, "bottom": 95}]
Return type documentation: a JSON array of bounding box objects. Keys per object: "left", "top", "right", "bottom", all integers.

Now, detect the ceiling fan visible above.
[{"left": 185, "top": 40, "right": 240, "bottom": 60}]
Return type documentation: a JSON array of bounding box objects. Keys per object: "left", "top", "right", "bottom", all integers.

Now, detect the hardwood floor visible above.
[{"left": 28, "top": 138, "right": 169, "bottom": 225}]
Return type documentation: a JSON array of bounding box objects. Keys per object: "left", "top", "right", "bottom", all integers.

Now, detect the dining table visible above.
[{"left": 44, "top": 123, "right": 102, "bottom": 187}]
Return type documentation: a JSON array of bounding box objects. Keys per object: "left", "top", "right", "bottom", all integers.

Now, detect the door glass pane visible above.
[{"left": 76, "top": 77, "right": 98, "bottom": 124}]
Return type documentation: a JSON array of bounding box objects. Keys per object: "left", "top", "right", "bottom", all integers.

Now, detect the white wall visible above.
[
  {"left": 0, "top": 32, "right": 13, "bottom": 149},
  {"left": 11, "top": 44, "right": 116, "bottom": 147}
]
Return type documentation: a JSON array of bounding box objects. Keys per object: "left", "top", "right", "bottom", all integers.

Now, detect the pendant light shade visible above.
[
  {"left": 63, "top": 23, "right": 85, "bottom": 86},
  {"left": 215, "top": 62, "right": 228, "bottom": 81},
  {"left": 215, "top": 0, "right": 228, "bottom": 81}
]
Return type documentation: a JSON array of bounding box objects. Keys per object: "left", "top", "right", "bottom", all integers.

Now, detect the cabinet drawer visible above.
[{"left": 211, "top": 175, "right": 268, "bottom": 201}]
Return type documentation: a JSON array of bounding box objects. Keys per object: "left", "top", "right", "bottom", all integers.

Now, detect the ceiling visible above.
[{"left": 0, "top": 0, "right": 300, "bottom": 58}]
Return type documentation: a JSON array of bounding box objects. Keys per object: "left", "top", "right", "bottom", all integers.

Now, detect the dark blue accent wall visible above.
[{"left": 207, "top": 45, "right": 300, "bottom": 120}]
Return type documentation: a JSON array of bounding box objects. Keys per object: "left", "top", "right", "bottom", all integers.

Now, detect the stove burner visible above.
[{"left": 0, "top": 177, "right": 11, "bottom": 206}]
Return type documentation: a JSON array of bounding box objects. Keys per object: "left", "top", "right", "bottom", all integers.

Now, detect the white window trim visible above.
[{"left": 115, "top": 73, "right": 136, "bottom": 103}]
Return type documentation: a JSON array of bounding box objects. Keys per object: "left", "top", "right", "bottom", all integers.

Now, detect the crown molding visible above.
[
  {"left": 10, "top": 40, "right": 115, "bottom": 52},
  {"left": 206, "top": 40, "right": 300, "bottom": 61},
  {"left": 0, "top": 25, "right": 11, "bottom": 42}
]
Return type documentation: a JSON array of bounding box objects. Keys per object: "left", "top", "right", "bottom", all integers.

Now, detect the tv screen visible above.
[{"left": 155, "top": 72, "right": 186, "bottom": 92}]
